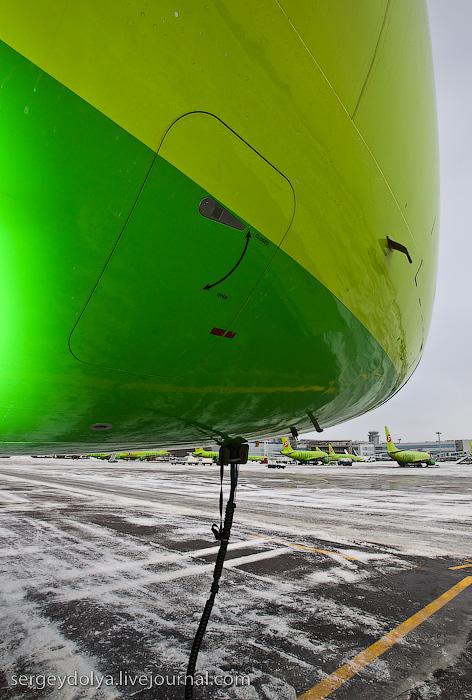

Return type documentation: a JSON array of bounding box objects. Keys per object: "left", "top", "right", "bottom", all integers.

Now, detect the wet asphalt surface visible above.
[{"left": 0, "top": 457, "right": 471, "bottom": 700}]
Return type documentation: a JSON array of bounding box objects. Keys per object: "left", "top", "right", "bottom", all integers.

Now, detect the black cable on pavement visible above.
[{"left": 185, "top": 461, "right": 239, "bottom": 700}]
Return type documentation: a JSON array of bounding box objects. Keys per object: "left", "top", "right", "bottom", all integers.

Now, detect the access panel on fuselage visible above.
[{"left": 70, "top": 113, "right": 294, "bottom": 376}]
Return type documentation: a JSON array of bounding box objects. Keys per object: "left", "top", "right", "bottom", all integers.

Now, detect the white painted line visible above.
[
  {"left": 56, "top": 547, "right": 293, "bottom": 600},
  {"left": 0, "top": 489, "right": 29, "bottom": 503},
  {"left": 56, "top": 538, "right": 264, "bottom": 581},
  {"left": 0, "top": 472, "right": 219, "bottom": 517}
]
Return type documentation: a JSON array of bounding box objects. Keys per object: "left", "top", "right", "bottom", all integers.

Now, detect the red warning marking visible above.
[{"left": 210, "top": 327, "right": 236, "bottom": 339}]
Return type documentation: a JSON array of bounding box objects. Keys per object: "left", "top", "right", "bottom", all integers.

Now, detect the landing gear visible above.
[{"left": 185, "top": 443, "right": 248, "bottom": 700}]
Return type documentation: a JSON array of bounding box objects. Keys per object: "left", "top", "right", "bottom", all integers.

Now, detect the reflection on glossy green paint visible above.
[
  {"left": 0, "top": 223, "right": 19, "bottom": 369},
  {"left": 0, "top": 40, "right": 154, "bottom": 437}
]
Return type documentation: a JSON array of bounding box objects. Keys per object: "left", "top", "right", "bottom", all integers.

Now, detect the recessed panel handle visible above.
[
  {"left": 387, "top": 235, "right": 413, "bottom": 263},
  {"left": 199, "top": 197, "right": 245, "bottom": 230}
]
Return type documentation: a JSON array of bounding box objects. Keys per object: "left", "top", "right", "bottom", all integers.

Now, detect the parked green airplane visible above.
[
  {"left": 90, "top": 450, "right": 169, "bottom": 461},
  {"left": 193, "top": 448, "right": 221, "bottom": 461},
  {"left": 328, "top": 445, "right": 364, "bottom": 463},
  {"left": 125, "top": 450, "right": 169, "bottom": 460},
  {"left": 193, "top": 448, "right": 267, "bottom": 463},
  {"left": 138, "top": 451, "right": 170, "bottom": 461},
  {"left": 327, "top": 444, "right": 362, "bottom": 465},
  {"left": 385, "top": 427, "right": 435, "bottom": 467},
  {"left": 280, "top": 439, "right": 328, "bottom": 465},
  {"left": 0, "top": 2, "right": 438, "bottom": 456}
]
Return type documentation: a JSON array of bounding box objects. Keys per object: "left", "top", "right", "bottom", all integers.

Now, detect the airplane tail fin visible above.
[
  {"left": 328, "top": 444, "right": 335, "bottom": 455},
  {"left": 385, "top": 426, "right": 397, "bottom": 453},
  {"left": 281, "top": 438, "right": 293, "bottom": 454}
]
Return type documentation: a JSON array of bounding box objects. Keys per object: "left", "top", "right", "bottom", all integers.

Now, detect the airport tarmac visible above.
[{"left": 0, "top": 457, "right": 471, "bottom": 700}]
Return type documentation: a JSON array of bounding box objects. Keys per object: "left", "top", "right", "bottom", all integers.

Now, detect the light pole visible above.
[{"left": 436, "top": 431, "right": 441, "bottom": 460}]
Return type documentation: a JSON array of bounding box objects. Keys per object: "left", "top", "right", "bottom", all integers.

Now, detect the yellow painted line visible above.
[
  {"left": 449, "top": 562, "right": 472, "bottom": 570},
  {"left": 296, "top": 576, "right": 472, "bottom": 700},
  {"left": 250, "top": 535, "right": 356, "bottom": 561}
]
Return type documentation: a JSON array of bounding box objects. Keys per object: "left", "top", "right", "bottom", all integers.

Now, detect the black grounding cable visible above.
[{"left": 184, "top": 461, "right": 240, "bottom": 700}]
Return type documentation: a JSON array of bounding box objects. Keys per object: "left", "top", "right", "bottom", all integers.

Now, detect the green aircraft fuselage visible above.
[
  {"left": 193, "top": 448, "right": 266, "bottom": 463},
  {"left": 129, "top": 450, "right": 169, "bottom": 460},
  {"left": 91, "top": 450, "right": 169, "bottom": 460},
  {"left": 0, "top": 2, "right": 439, "bottom": 454},
  {"left": 327, "top": 454, "right": 346, "bottom": 462},
  {"left": 327, "top": 445, "right": 362, "bottom": 463},
  {"left": 138, "top": 451, "right": 170, "bottom": 461},
  {"left": 193, "top": 448, "right": 219, "bottom": 461},
  {"left": 280, "top": 438, "right": 328, "bottom": 464}
]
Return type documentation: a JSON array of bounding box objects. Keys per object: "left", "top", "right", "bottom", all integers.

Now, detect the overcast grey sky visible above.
[{"left": 305, "top": 0, "right": 471, "bottom": 444}]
